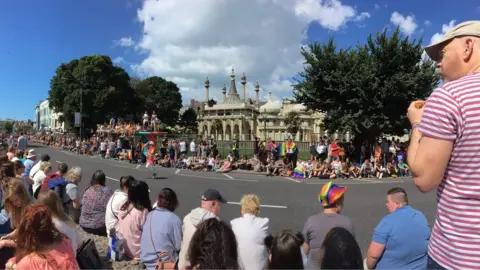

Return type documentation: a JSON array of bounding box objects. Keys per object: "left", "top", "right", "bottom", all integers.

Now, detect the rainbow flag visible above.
[
  {"left": 294, "top": 167, "right": 305, "bottom": 178},
  {"left": 277, "top": 142, "right": 286, "bottom": 157}
]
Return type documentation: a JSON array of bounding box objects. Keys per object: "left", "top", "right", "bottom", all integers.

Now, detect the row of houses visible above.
[{"left": 34, "top": 100, "right": 65, "bottom": 132}]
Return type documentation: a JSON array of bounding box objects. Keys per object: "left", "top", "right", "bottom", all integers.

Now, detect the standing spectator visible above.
[
  {"left": 190, "top": 139, "right": 196, "bottom": 163},
  {"left": 105, "top": 176, "right": 137, "bottom": 236},
  {"left": 319, "top": 227, "right": 363, "bottom": 269},
  {"left": 116, "top": 181, "right": 152, "bottom": 260},
  {"left": 100, "top": 140, "right": 107, "bottom": 158},
  {"left": 16, "top": 133, "right": 27, "bottom": 153},
  {"left": 178, "top": 188, "right": 226, "bottom": 268},
  {"left": 408, "top": 21, "right": 480, "bottom": 269},
  {"left": 366, "top": 188, "right": 430, "bottom": 269},
  {"left": 21, "top": 150, "right": 36, "bottom": 194},
  {"left": 265, "top": 230, "right": 304, "bottom": 269},
  {"left": 141, "top": 188, "right": 182, "bottom": 270},
  {"left": 188, "top": 218, "right": 238, "bottom": 270},
  {"left": 302, "top": 181, "right": 354, "bottom": 269},
  {"left": 5, "top": 205, "right": 79, "bottom": 269},
  {"left": 231, "top": 194, "right": 269, "bottom": 270},
  {"left": 79, "top": 170, "right": 113, "bottom": 235}
]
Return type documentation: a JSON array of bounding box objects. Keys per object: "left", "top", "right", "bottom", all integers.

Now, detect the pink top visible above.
[
  {"left": 420, "top": 72, "right": 480, "bottom": 269},
  {"left": 7, "top": 238, "right": 79, "bottom": 270},
  {"left": 116, "top": 205, "right": 148, "bottom": 259}
]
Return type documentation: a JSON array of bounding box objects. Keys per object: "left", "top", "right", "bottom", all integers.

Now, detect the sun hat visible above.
[
  {"left": 318, "top": 181, "right": 347, "bottom": 207},
  {"left": 425, "top": 20, "right": 480, "bottom": 62},
  {"left": 26, "top": 149, "right": 37, "bottom": 159}
]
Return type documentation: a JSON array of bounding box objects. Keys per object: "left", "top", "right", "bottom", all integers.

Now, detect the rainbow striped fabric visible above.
[
  {"left": 277, "top": 142, "right": 286, "bottom": 157},
  {"left": 294, "top": 167, "right": 305, "bottom": 178},
  {"left": 318, "top": 181, "right": 347, "bottom": 206}
]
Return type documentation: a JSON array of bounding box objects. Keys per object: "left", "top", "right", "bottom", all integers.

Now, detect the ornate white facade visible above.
[{"left": 197, "top": 69, "right": 345, "bottom": 142}]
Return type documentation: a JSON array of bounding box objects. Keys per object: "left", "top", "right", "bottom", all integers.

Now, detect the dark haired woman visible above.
[
  {"left": 140, "top": 188, "right": 182, "bottom": 270},
  {"left": 318, "top": 227, "right": 363, "bottom": 269},
  {"left": 5, "top": 204, "right": 79, "bottom": 269},
  {"left": 116, "top": 180, "right": 152, "bottom": 260},
  {"left": 79, "top": 170, "right": 113, "bottom": 236},
  {"left": 265, "top": 230, "right": 304, "bottom": 269},
  {"left": 187, "top": 218, "right": 238, "bottom": 269}
]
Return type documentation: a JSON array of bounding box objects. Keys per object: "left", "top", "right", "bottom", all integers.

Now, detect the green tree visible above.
[
  {"left": 294, "top": 28, "right": 439, "bottom": 148},
  {"left": 179, "top": 108, "right": 198, "bottom": 134},
  {"left": 133, "top": 76, "right": 182, "bottom": 126},
  {"left": 284, "top": 111, "right": 301, "bottom": 137},
  {"left": 4, "top": 122, "right": 13, "bottom": 133},
  {"left": 48, "top": 55, "right": 137, "bottom": 132}
]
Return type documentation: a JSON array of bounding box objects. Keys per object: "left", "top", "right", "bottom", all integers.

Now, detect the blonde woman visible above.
[
  {"left": 64, "top": 166, "right": 82, "bottom": 223},
  {"left": 0, "top": 179, "right": 32, "bottom": 249},
  {"left": 230, "top": 194, "right": 270, "bottom": 270},
  {"left": 32, "top": 161, "right": 51, "bottom": 195},
  {"left": 37, "top": 189, "right": 82, "bottom": 253}
]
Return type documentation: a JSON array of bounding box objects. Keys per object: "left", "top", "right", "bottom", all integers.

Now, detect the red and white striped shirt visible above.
[{"left": 419, "top": 72, "right": 480, "bottom": 270}]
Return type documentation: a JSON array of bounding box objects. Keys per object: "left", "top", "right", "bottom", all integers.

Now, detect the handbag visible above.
[
  {"left": 149, "top": 211, "right": 177, "bottom": 270},
  {"left": 76, "top": 238, "right": 104, "bottom": 269}
]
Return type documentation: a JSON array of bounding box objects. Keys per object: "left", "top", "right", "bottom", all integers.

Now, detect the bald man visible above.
[
  {"left": 366, "top": 188, "right": 430, "bottom": 269},
  {"left": 407, "top": 21, "right": 480, "bottom": 269}
]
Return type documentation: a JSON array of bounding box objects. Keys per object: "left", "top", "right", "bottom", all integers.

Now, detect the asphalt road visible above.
[{"left": 32, "top": 145, "right": 437, "bottom": 256}]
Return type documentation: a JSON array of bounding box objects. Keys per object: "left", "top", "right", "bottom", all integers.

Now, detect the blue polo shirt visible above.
[{"left": 373, "top": 205, "right": 430, "bottom": 269}]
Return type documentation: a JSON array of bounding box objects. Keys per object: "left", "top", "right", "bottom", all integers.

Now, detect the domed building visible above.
[{"left": 197, "top": 68, "right": 349, "bottom": 143}]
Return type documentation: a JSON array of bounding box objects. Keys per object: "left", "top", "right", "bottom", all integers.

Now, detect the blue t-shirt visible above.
[{"left": 373, "top": 205, "right": 430, "bottom": 269}]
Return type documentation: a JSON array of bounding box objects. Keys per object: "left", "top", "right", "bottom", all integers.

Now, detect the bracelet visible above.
[{"left": 412, "top": 122, "right": 421, "bottom": 129}]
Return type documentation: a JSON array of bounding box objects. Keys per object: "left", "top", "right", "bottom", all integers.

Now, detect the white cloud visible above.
[
  {"left": 374, "top": 4, "right": 380, "bottom": 9},
  {"left": 390, "top": 12, "right": 417, "bottom": 36},
  {"left": 130, "top": 0, "right": 370, "bottom": 103},
  {"left": 430, "top": 20, "right": 456, "bottom": 45},
  {"left": 114, "top": 37, "right": 135, "bottom": 47},
  {"left": 424, "top": 20, "right": 431, "bottom": 26},
  {"left": 112, "top": 56, "right": 125, "bottom": 64}
]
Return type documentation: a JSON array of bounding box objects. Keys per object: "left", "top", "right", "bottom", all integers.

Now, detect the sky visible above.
[{"left": 1, "top": 0, "right": 479, "bottom": 121}]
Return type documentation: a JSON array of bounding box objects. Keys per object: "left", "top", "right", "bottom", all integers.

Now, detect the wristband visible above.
[{"left": 412, "top": 122, "right": 420, "bottom": 129}]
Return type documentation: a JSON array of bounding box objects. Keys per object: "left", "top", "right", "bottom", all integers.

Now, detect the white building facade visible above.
[{"left": 36, "top": 100, "right": 64, "bottom": 132}]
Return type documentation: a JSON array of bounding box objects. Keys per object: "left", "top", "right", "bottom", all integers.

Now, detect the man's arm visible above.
[
  {"left": 407, "top": 92, "right": 459, "bottom": 193},
  {"left": 366, "top": 241, "right": 385, "bottom": 269}
]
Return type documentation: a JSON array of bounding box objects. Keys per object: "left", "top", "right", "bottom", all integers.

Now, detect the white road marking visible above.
[
  {"left": 286, "top": 177, "right": 302, "bottom": 183},
  {"left": 227, "top": 201, "right": 287, "bottom": 209},
  {"left": 177, "top": 173, "right": 258, "bottom": 182},
  {"left": 106, "top": 176, "right": 120, "bottom": 182},
  {"left": 55, "top": 160, "right": 62, "bottom": 163},
  {"left": 136, "top": 165, "right": 141, "bottom": 169},
  {"left": 223, "top": 173, "right": 234, "bottom": 180},
  {"left": 175, "top": 169, "right": 180, "bottom": 174}
]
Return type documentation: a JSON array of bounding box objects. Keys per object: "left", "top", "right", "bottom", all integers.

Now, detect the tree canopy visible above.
[
  {"left": 179, "top": 108, "right": 198, "bottom": 134},
  {"left": 284, "top": 111, "right": 301, "bottom": 137},
  {"left": 294, "top": 28, "right": 439, "bottom": 145},
  {"left": 3, "top": 122, "right": 13, "bottom": 133},
  {"left": 132, "top": 76, "right": 182, "bottom": 126},
  {"left": 48, "top": 55, "right": 136, "bottom": 131}
]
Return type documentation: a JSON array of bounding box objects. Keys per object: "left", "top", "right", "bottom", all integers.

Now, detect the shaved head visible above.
[{"left": 387, "top": 187, "right": 408, "bottom": 205}]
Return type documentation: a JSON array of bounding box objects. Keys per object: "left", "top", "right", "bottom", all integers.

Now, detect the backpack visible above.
[{"left": 47, "top": 178, "right": 70, "bottom": 207}]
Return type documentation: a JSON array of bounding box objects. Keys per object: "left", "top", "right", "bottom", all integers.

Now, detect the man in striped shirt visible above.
[{"left": 407, "top": 21, "right": 480, "bottom": 270}]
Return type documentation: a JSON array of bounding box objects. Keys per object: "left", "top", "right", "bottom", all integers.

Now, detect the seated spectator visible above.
[
  {"left": 29, "top": 154, "right": 50, "bottom": 179},
  {"left": 264, "top": 230, "right": 304, "bottom": 269},
  {"left": 79, "top": 170, "right": 113, "bottom": 236},
  {"left": 360, "top": 159, "right": 374, "bottom": 178},
  {"left": 178, "top": 188, "right": 226, "bottom": 268},
  {"left": 105, "top": 176, "right": 137, "bottom": 236},
  {"left": 12, "top": 160, "right": 33, "bottom": 197},
  {"left": 63, "top": 166, "right": 82, "bottom": 223},
  {"left": 32, "top": 161, "right": 51, "bottom": 196},
  {"left": 303, "top": 181, "right": 354, "bottom": 269},
  {"left": 6, "top": 205, "right": 79, "bottom": 269},
  {"left": 39, "top": 162, "right": 68, "bottom": 194},
  {"left": 231, "top": 194, "right": 269, "bottom": 270},
  {"left": 116, "top": 180, "right": 151, "bottom": 260},
  {"left": 188, "top": 218, "right": 238, "bottom": 269},
  {"left": 366, "top": 188, "right": 430, "bottom": 269},
  {"left": 0, "top": 163, "right": 14, "bottom": 236},
  {"left": 318, "top": 227, "right": 363, "bottom": 269},
  {"left": 37, "top": 190, "right": 82, "bottom": 254},
  {"left": 141, "top": 188, "right": 182, "bottom": 270}
]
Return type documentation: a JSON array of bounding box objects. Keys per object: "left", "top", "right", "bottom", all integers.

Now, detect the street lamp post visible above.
[{"left": 80, "top": 88, "right": 83, "bottom": 141}]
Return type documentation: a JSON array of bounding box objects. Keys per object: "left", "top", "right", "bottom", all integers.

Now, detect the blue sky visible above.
[{"left": 1, "top": 0, "right": 479, "bottom": 121}]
